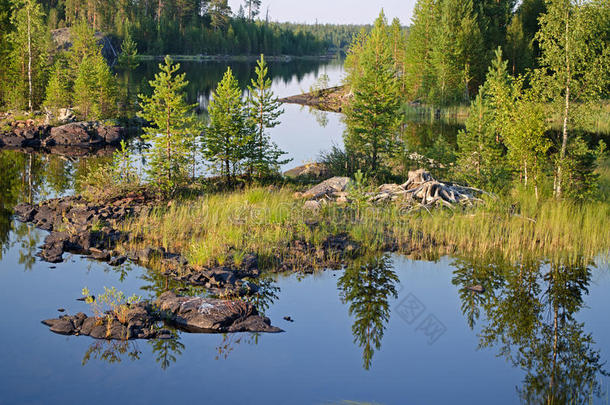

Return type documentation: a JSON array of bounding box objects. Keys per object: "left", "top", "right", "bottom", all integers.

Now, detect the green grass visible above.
[{"left": 119, "top": 185, "right": 610, "bottom": 271}]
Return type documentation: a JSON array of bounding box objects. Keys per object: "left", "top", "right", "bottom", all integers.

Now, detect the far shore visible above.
[{"left": 135, "top": 54, "right": 340, "bottom": 63}]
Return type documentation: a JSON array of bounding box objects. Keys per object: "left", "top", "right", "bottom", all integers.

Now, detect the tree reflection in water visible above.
[
  {"left": 453, "top": 255, "right": 608, "bottom": 404},
  {"left": 82, "top": 340, "right": 142, "bottom": 366},
  {"left": 338, "top": 254, "right": 399, "bottom": 370},
  {"left": 149, "top": 329, "right": 185, "bottom": 370}
]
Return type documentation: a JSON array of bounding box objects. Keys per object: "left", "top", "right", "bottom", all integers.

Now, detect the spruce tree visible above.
[
  {"left": 246, "top": 55, "right": 290, "bottom": 177},
  {"left": 138, "top": 56, "right": 201, "bottom": 195},
  {"left": 344, "top": 11, "right": 402, "bottom": 175},
  {"left": 205, "top": 67, "right": 251, "bottom": 183}
]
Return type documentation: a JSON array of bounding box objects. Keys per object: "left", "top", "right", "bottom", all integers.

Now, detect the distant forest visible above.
[{"left": 11, "top": 0, "right": 368, "bottom": 55}]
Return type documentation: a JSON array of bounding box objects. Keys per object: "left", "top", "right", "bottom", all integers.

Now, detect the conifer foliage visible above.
[
  {"left": 138, "top": 56, "right": 201, "bottom": 195},
  {"left": 344, "top": 11, "right": 402, "bottom": 175},
  {"left": 205, "top": 67, "right": 251, "bottom": 183},
  {"left": 246, "top": 55, "right": 290, "bottom": 177}
]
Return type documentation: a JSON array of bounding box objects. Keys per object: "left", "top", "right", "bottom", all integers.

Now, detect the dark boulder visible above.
[
  {"left": 44, "top": 122, "right": 103, "bottom": 147},
  {"left": 108, "top": 255, "right": 127, "bottom": 266},
  {"left": 39, "top": 232, "right": 70, "bottom": 263},
  {"left": 14, "top": 203, "right": 37, "bottom": 222},
  {"left": 97, "top": 125, "right": 125, "bottom": 145},
  {"left": 42, "top": 317, "right": 75, "bottom": 335},
  {"left": 155, "top": 291, "right": 282, "bottom": 333}
]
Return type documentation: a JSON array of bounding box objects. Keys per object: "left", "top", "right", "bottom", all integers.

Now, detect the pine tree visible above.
[
  {"left": 403, "top": 0, "right": 439, "bottom": 101},
  {"left": 117, "top": 31, "right": 139, "bottom": 117},
  {"left": 138, "top": 56, "right": 201, "bottom": 195},
  {"left": 118, "top": 31, "right": 139, "bottom": 71},
  {"left": 205, "top": 67, "right": 251, "bottom": 183},
  {"left": 245, "top": 54, "right": 290, "bottom": 177},
  {"left": 209, "top": 0, "right": 230, "bottom": 31},
  {"left": 389, "top": 18, "right": 407, "bottom": 93},
  {"left": 69, "top": 21, "right": 119, "bottom": 120},
  {"left": 8, "top": 0, "right": 50, "bottom": 110},
  {"left": 73, "top": 56, "right": 98, "bottom": 119},
  {"left": 430, "top": 0, "right": 484, "bottom": 105},
  {"left": 94, "top": 53, "right": 118, "bottom": 119},
  {"left": 456, "top": 93, "right": 508, "bottom": 191},
  {"left": 344, "top": 11, "right": 402, "bottom": 175},
  {"left": 44, "top": 54, "right": 72, "bottom": 110},
  {"left": 69, "top": 19, "right": 100, "bottom": 68},
  {"left": 243, "top": 0, "right": 261, "bottom": 21}
]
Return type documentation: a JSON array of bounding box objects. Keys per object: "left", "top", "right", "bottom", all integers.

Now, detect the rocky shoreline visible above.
[
  {"left": 15, "top": 174, "right": 456, "bottom": 340},
  {"left": 279, "top": 85, "right": 348, "bottom": 113},
  {"left": 0, "top": 120, "right": 127, "bottom": 152},
  {"left": 13, "top": 187, "right": 371, "bottom": 296}
]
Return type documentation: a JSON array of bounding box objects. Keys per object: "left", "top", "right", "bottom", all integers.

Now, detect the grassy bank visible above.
[{"left": 118, "top": 186, "right": 610, "bottom": 271}]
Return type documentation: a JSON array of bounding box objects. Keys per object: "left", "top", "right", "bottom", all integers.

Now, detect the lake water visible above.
[{"left": 1, "top": 59, "right": 609, "bottom": 405}]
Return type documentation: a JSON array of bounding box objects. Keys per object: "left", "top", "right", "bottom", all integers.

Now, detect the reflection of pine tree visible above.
[
  {"left": 15, "top": 222, "right": 39, "bottom": 271},
  {"left": 465, "top": 256, "right": 608, "bottom": 403},
  {"left": 451, "top": 254, "right": 504, "bottom": 329},
  {"left": 149, "top": 330, "right": 185, "bottom": 370},
  {"left": 0, "top": 150, "right": 46, "bottom": 259},
  {"left": 244, "top": 274, "right": 279, "bottom": 316},
  {"left": 338, "top": 254, "right": 399, "bottom": 370}
]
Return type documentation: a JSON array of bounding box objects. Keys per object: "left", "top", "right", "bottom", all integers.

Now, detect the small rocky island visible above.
[{"left": 43, "top": 291, "right": 282, "bottom": 340}]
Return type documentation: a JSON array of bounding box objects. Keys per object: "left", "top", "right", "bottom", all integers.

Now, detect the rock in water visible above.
[
  {"left": 466, "top": 285, "right": 485, "bottom": 294},
  {"left": 155, "top": 291, "right": 283, "bottom": 333},
  {"left": 43, "top": 292, "right": 282, "bottom": 340}
]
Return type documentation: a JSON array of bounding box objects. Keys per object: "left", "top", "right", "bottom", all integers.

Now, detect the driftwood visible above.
[
  {"left": 370, "top": 169, "right": 486, "bottom": 208},
  {"left": 299, "top": 169, "right": 487, "bottom": 210}
]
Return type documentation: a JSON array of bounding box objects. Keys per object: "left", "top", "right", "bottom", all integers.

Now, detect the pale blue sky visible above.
[{"left": 227, "top": 0, "right": 417, "bottom": 25}]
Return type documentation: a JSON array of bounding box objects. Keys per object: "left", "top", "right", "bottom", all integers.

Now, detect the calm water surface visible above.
[{"left": 1, "top": 60, "right": 609, "bottom": 405}]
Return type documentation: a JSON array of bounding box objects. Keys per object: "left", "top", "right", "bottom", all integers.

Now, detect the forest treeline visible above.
[
  {"left": 0, "top": 0, "right": 365, "bottom": 110},
  {"left": 400, "top": 0, "right": 609, "bottom": 106},
  {"left": 341, "top": 1, "right": 609, "bottom": 201},
  {"left": 1, "top": 0, "right": 366, "bottom": 56}
]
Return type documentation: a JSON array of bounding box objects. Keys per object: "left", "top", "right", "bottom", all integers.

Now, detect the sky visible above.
[{"left": 227, "top": 0, "right": 417, "bottom": 25}]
